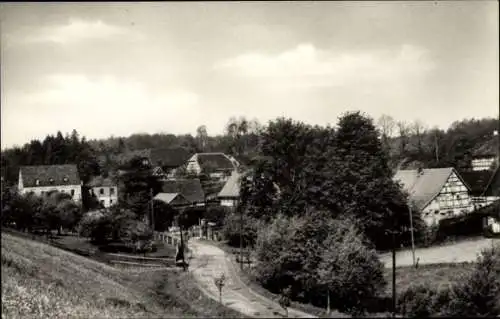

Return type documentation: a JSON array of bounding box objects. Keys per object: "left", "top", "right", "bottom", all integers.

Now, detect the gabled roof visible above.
[
  {"left": 87, "top": 176, "right": 117, "bottom": 188},
  {"left": 161, "top": 179, "right": 205, "bottom": 203},
  {"left": 458, "top": 170, "right": 496, "bottom": 196},
  {"left": 154, "top": 192, "right": 190, "bottom": 206},
  {"left": 149, "top": 147, "right": 192, "bottom": 168},
  {"left": 195, "top": 153, "right": 237, "bottom": 172},
  {"left": 218, "top": 171, "right": 243, "bottom": 198},
  {"left": 393, "top": 167, "right": 469, "bottom": 211},
  {"left": 483, "top": 167, "right": 500, "bottom": 197},
  {"left": 20, "top": 165, "right": 81, "bottom": 187}
]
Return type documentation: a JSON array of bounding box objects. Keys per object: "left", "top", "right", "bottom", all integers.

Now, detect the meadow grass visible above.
[
  {"left": 382, "top": 262, "right": 475, "bottom": 296},
  {"left": 1, "top": 233, "right": 246, "bottom": 319}
]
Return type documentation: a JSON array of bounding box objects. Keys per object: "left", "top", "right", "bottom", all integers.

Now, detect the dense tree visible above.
[
  {"left": 118, "top": 156, "right": 162, "bottom": 218},
  {"left": 328, "top": 111, "right": 415, "bottom": 249},
  {"left": 317, "top": 217, "right": 386, "bottom": 314}
]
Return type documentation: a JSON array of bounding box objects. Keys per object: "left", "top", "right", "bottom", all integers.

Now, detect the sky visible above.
[{"left": 1, "top": 1, "right": 498, "bottom": 149}]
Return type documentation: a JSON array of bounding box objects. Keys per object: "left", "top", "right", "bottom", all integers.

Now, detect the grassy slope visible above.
[{"left": 1, "top": 233, "right": 246, "bottom": 318}]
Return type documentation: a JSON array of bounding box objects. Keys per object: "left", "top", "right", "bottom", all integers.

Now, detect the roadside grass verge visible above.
[{"left": 1, "top": 232, "right": 246, "bottom": 318}]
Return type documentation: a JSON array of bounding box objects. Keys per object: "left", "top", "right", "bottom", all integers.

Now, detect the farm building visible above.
[
  {"left": 186, "top": 153, "right": 239, "bottom": 180},
  {"left": 161, "top": 179, "right": 205, "bottom": 207},
  {"left": 218, "top": 171, "right": 243, "bottom": 208},
  {"left": 394, "top": 167, "right": 474, "bottom": 226},
  {"left": 18, "top": 165, "right": 82, "bottom": 201}
]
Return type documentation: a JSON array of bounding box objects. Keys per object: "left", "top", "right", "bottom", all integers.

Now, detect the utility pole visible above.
[
  {"left": 240, "top": 203, "right": 243, "bottom": 270},
  {"left": 387, "top": 207, "right": 397, "bottom": 318},
  {"left": 150, "top": 188, "right": 155, "bottom": 231},
  {"left": 434, "top": 132, "right": 439, "bottom": 163},
  {"left": 409, "top": 202, "right": 416, "bottom": 268}
]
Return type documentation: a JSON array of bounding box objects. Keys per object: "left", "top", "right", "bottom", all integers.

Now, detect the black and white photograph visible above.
[{"left": 1, "top": 1, "right": 499, "bottom": 318}]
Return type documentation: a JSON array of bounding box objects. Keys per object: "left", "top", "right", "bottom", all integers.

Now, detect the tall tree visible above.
[
  {"left": 196, "top": 125, "right": 208, "bottom": 152},
  {"left": 119, "top": 156, "right": 162, "bottom": 219},
  {"left": 330, "top": 111, "right": 414, "bottom": 250},
  {"left": 397, "top": 121, "right": 411, "bottom": 161},
  {"left": 377, "top": 114, "right": 395, "bottom": 155}
]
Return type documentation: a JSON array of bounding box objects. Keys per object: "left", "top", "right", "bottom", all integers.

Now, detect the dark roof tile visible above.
[
  {"left": 196, "top": 153, "right": 236, "bottom": 171},
  {"left": 161, "top": 179, "right": 205, "bottom": 203},
  {"left": 20, "top": 165, "right": 81, "bottom": 187},
  {"left": 149, "top": 147, "right": 192, "bottom": 168}
]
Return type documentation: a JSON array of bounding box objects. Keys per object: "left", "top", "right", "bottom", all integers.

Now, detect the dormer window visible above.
[{"left": 35, "top": 179, "right": 40, "bottom": 186}]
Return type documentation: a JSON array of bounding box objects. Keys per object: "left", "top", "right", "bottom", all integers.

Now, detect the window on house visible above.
[
  {"left": 100, "top": 200, "right": 105, "bottom": 207},
  {"left": 70, "top": 189, "right": 75, "bottom": 197},
  {"left": 35, "top": 179, "right": 40, "bottom": 186},
  {"left": 110, "top": 187, "right": 115, "bottom": 195},
  {"left": 110, "top": 199, "right": 113, "bottom": 205},
  {"left": 100, "top": 188, "right": 105, "bottom": 195}
]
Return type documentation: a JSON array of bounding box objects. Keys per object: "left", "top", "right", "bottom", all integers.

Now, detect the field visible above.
[
  {"left": 1, "top": 232, "right": 246, "bottom": 318},
  {"left": 382, "top": 262, "right": 475, "bottom": 296}
]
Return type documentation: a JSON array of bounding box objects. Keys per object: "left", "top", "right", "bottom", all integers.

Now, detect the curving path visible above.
[{"left": 188, "top": 239, "right": 316, "bottom": 318}]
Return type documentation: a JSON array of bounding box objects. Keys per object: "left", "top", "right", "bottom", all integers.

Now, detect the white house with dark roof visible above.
[
  {"left": 87, "top": 176, "right": 118, "bottom": 208},
  {"left": 18, "top": 164, "right": 82, "bottom": 201},
  {"left": 186, "top": 153, "right": 239, "bottom": 180},
  {"left": 394, "top": 167, "right": 474, "bottom": 226},
  {"left": 218, "top": 171, "right": 243, "bottom": 207}
]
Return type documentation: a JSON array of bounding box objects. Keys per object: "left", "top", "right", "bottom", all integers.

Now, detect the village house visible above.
[
  {"left": 147, "top": 147, "right": 192, "bottom": 180},
  {"left": 217, "top": 171, "right": 243, "bottom": 208},
  {"left": 154, "top": 192, "right": 191, "bottom": 207},
  {"left": 160, "top": 178, "right": 206, "bottom": 207},
  {"left": 18, "top": 164, "right": 82, "bottom": 201},
  {"left": 186, "top": 152, "right": 239, "bottom": 181},
  {"left": 87, "top": 176, "right": 118, "bottom": 208},
  {"left": 394, "top": 167, "right": 474, "bottom": 226}
]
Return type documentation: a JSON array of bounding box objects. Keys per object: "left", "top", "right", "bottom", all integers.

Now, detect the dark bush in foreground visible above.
[
  {"left": 255, "top": 213, "right": 386, "bottom": 315},
  {"left": 397, "top": 283, "right": 436, "bottom": 317}
]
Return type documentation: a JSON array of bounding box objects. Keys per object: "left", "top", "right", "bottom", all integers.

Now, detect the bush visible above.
[
  {"left": 78, "top": 213, "right": 113, "bottom": 245},
  {"left": 317, "top": 217, "right": 386, "bottom": 315},
  {"left": 397, "top": 283, "right": 437, "bottom": 317},
  {"left": 441, "top": 245, "right": 500, "bottom": 317}
]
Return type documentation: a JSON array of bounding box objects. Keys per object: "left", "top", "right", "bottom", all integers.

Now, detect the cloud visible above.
[
  {"left": 24, "top": 18, "right": 136, "bottom": 44},
  {"left": 215, "top": 43, "right": 435, "bottom": 89},
  {"left": 1, "top": 74, "right": 201, "bottom": 148}
]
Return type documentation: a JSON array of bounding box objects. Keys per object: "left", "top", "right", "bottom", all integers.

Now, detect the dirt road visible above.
[
  {"left": 188, "top": 239, "right": 316, "bottom": 318},
  {"left": 379, "top": 237, "right": 500, "bottom": 268}
]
